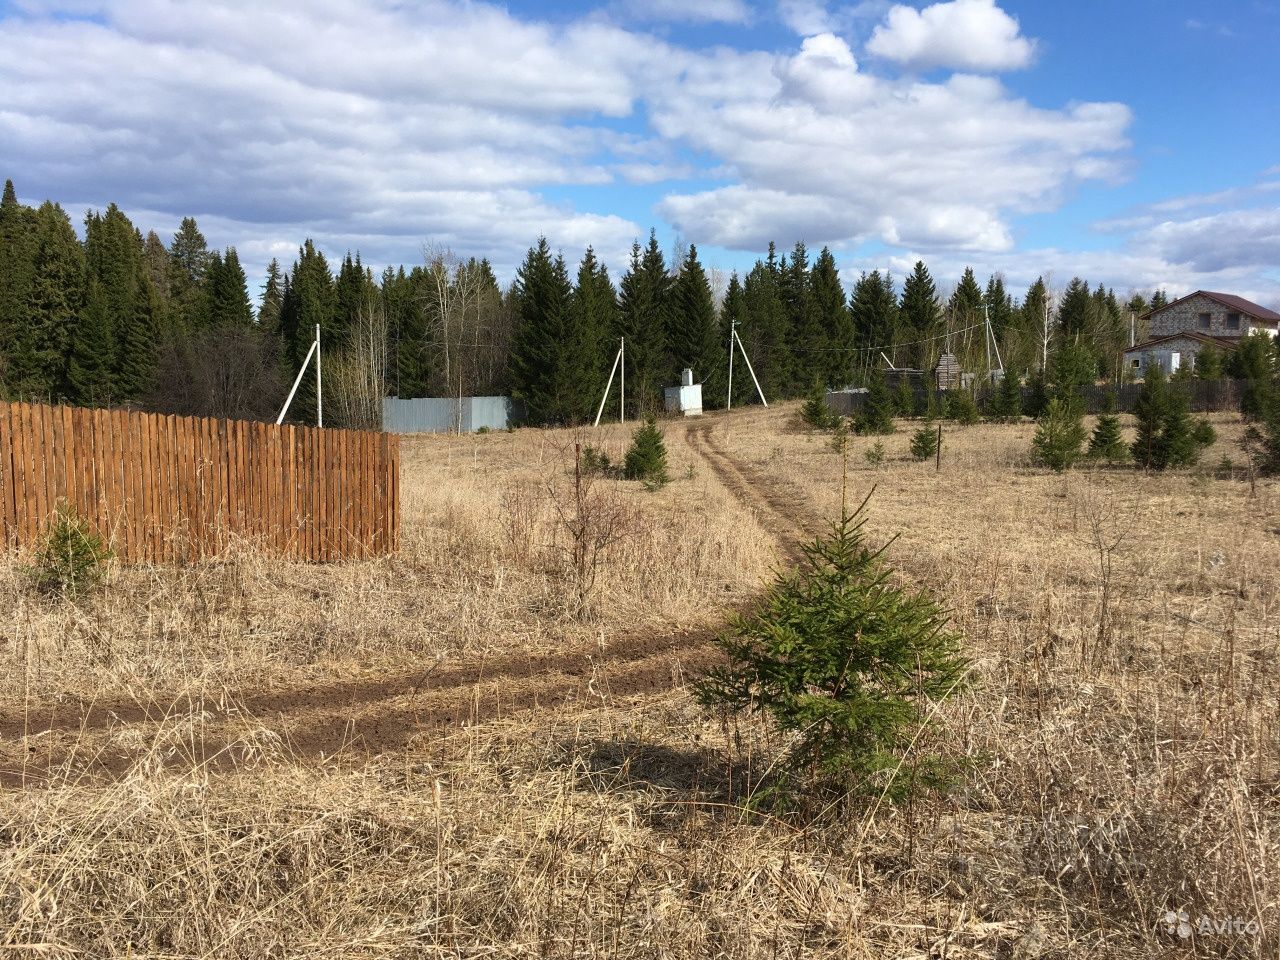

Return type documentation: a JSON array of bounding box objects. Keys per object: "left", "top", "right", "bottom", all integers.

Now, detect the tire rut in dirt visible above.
[
  {"left": 1, "top": 641, "right": 726, "bottom": 789},
  {"left": 0, "top": 621, "right": 724, "bottom": 742}
]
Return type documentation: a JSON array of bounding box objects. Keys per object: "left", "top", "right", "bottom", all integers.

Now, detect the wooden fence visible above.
[{"left": 0, "top": 401, "right": 399, "bottom": 563}]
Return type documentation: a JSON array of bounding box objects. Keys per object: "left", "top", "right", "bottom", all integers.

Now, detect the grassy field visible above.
[{"left": 0, "top": 405, "right": 1276, "bottom": 957}]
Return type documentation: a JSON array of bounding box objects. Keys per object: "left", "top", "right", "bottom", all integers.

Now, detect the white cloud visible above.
[
  {"left": 0, "top": 0, "right": 1138, "bottom": 290},
  {"left": 866, "top": 0, "right": 1035, "bottom": 72},
  {"left": 1146, "top": 208, "right": 1280, "bottom": 273},
  {"left": 778, "top": 0, "right": 833, "bottom": 35},
  {"left": 1, "top": 0, "right": 654, "bottom": 279},
  {"left": 654, "top": 42, "right": 1129, "bottom": 251}
]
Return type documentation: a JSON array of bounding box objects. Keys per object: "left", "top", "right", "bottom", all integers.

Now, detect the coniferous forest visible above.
[{"left": 0, "top": 178, "right": 1174, "bottom": 428}]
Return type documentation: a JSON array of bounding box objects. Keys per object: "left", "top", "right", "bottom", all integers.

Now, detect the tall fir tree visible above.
[
  {"left": 278, "top": 239, "right": 336, "bottom": 421},
  {"left": 168, "top": 216, "right": 211, "bottom": 330},
  {"left": 899, "top": 260, "right": 940, "bottom": 369},
  {"left": 382, "top": 265, "right": 430, "bottom": 399},
  {"left": 669, "top": 244, "right": 722, "bottom": 405},
  {"left": 849, "top": 270, "right": 900, "bottom": 377},
  {"left": 141, "top": 230, "right": 175, "bottom": 338},
  {"left": 616, "top": 232, "right": 671, "bottom": 415},
  {"left": 0, "top": 179, "right": 37, "bottom": 393},
  {"left": 78, "top": 204, "right": 154, "bottom": 401},
  {"left": 740, "top": 245, "right": 789, "bottom": 401},
  {"left": 204, "top": 247, "right": 254, "bottom": 328},
  {"left": 508, "top": 238, "right": 581, "bottom": 424},
  {"left": 983, "top": 274, "right": 1013, "bottom": 342},
  {"left": 1055, "top": 277, "right": 1093, "bottom": 340},
  {"left": 12, "top": 201, "right": 82, "bottom": 398},
  {"left": 781, "top": 241, "right": 823, "bottom": 394},
  {"left": 811, "top": 247, "right": 852, "bottom": 386},
  {"left": 67, "top": 276, "right": 115, "bottom": 403},
  {"left": 570, "top": 246, "right": 616, "bottom": 418},
  {"left": 1018, "top": 276, "right": 1050, "bottom": 371},
  {"left": 258, "top": 258, "right": 285, "bottom": 333}
]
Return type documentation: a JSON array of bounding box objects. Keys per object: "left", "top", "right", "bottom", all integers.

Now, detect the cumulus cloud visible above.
[
  {"left": 654, "top": 41, "right": 1129, "bottom": 251},
  {"left": 1146, "top": 208, "right": 1280, "bottom": 273},
  {"left": 866, "top": 0, "right": 1035, "bottom": 72},
  {"left": 2, "top": 0, "right": 1128, "bottom": 284},
  {"left": 1, "top": 0, "right": 655, "bottom": 278}
]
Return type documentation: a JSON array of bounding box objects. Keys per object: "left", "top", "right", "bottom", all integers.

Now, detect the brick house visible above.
[{"left": 1125, "top": 291, "right": 1280, "bottom": 375}]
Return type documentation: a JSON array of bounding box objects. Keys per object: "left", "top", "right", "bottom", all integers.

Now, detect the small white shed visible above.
[{"left": 664, "top": 368, "right": 703, "bottom": 417}]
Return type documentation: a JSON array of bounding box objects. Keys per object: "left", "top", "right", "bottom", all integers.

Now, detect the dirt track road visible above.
[{"left": 0, "top": 415, "right": 819, "bottom": 788}]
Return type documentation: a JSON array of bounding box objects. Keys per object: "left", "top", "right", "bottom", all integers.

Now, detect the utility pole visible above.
[
  {"left": 315, "top": 324, "right": 323, "bottom": 428},
  {"left": 620, "top": 336, "right": 625, "bottom": 425},
  {"left": 726, "top": 320, "right": 736, "bottom": 411}
]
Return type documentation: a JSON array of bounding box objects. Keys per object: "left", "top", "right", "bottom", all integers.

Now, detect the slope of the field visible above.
[{"left": 0, "top": 406, "right": 1276, "bottom": 958}]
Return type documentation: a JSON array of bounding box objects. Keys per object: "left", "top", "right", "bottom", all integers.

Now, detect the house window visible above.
[
  {"left": 1226, "top": 312, "right": 1241, "bottom": 331},
  {"left": 1197, "top": 312, "right": 1212, "bottom": 330},
  {"left": 1131, "top": 358, "right": 1140, "bottom": 369}
]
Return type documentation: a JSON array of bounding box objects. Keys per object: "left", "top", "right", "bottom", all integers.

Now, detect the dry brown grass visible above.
[{"left": 1, "top": 406, "right": 1277, "bottom": 957}]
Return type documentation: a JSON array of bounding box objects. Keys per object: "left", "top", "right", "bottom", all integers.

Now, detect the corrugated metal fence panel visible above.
[
  {"left": 0, "top": 401, "right": 399, "bottom": 563},
  {"left": 382, "top": 396, "right": 522, "bottom": 433}
]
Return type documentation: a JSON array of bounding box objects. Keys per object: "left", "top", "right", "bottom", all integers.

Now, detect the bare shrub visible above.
[{"left": 148, "top": 323, "right": 285, "bottom": 420}]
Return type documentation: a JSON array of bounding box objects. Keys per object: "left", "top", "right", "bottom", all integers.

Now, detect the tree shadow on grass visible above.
[{"left": 553, "top": 736, "right": 780, "bottom": 829}]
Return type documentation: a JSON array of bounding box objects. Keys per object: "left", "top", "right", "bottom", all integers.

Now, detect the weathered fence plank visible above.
[{"left": 0, "top": 401, "right": 399, "bottom": 563}]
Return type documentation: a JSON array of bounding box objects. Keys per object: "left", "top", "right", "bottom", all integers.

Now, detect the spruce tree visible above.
[
  {"left": 616, "top": 233, "right": 670, "bottom": 416},
  {"left": 384, "top": 266, "right": 431, "bottom": 399},
  {"left": 67, "top": 277, "right": 116, "bottom": 404},
  {"left": 811, "top": 247, "right": 852, "bottom": 387},
  {"left": 1056, "top": 277, "right": 1093, "bottom": 340},
  {"left": 695, "top": 497, "right": 970, "bottom": 804},
  {"left": 623, "top": 417, "right": 669, "bottom": 486},
  {"left": 850, "top": 271, "right": 900, "bottom": 366},
  {"left": 168, "top": 217, "right": 211, "bottom": 331},
  {"left": 258, "top": 259, "right": 285, "bottom": 333},
  {"left": 740, "top": 248, "right": 788, "bottom": 402},
  {"left": 205, "top": 247, "right": 253, "bottom": 328},
  {"left": 278, "top": 240, "right": 336, "bottom": 421},
  {"left": 0, "top": 179, "right": 37, "bottom": 393},
  {"left": 899, "top": 260, "right": 940, "bottom": 369},
  {"left": 669, "top": 244, "right": 722, "bottom": 405},
  {"left": 983, "top": 274, "right": 1013, "bottom": 343},
  {"left": 1129, "top": 366, "right": 1210, "bottom": 470},
  {"left": 781, "top": 242, "right": 823, "bottom": 394},
  {"left": 78, "top": 204, "right": 153, "bottom": 401},
  {"left": 1087, "top": 394, "right": 1128, "bottom": 462},
  {"left": 947, "top": 267, "right": 984, "bottom": 335},
  {"left": 990, "top": 370, "right": 1022, "bottom": 422},
  {"left": 856, "top": 369, "right": 895, "bottom": 435},
  {"left": 571, "top": 246, "right": 616, "bottom": 418},
  {"left": 508, "top": 239, "right": 581, "bottom": 425},
  {"left": 800, "top": 380, "right": 833, "bottom": 429},
  {"left": 1032, "top": 398, "right": 1086, "bottom": 472},
  {"left": 12, "top": 201, "right": 81, "bottom": 398},
  {"left": 141, "top": 230, "right": 175, "bottom": 338},
  {"left": 910, "top": 421, "right": 938, "bottom": 461}
]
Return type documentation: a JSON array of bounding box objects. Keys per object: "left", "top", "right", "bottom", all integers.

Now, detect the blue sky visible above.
[{"left": 2, "top": 0, "right": 1278, "bottom": 305}]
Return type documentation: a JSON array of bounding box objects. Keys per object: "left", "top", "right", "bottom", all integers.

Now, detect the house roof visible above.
[
  {"left": 1144, "top": 290, "right": 1280, "bottom": 323},
  {"left": 1123, "top": 331, "right": 1242, "bottom": 355}
]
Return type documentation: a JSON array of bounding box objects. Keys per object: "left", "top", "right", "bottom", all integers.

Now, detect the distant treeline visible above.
[{"left": 0, "top": 176, "right": 1174, "bottom": 427}]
